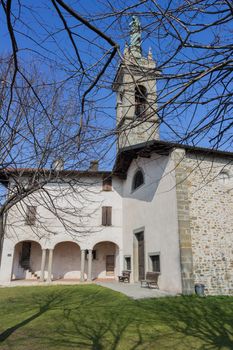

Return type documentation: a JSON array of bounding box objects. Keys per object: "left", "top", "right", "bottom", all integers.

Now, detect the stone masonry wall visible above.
[
  {"left": 172, "top": 149, "right": 194, "bottom": 295},
  {"left": 183, "top": 152, "right": 233, "bottom": 295}
]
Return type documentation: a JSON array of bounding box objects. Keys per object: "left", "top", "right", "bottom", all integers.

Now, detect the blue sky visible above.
[{"left": 0, "top": 0, "right": 232, "bottom": 170}]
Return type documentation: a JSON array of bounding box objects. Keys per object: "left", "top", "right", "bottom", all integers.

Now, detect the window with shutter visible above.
[
  {"left": 102, "top": 206, "right": 112, "bottom": 226},
  {"left": 102, "top": 206, "right": 107, "bottom": 226},
  {"left": 102, "top": 177, "right": 112, "bottom": 191},
  {"left": 106, "top": 207, "right": 112, "bottom": 226},
  {"left": 25, "top": 205, "right": 37, "bottom": 225}
]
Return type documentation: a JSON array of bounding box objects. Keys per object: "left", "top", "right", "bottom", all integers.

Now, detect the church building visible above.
[{"left": 0, "top": 17, "right": 232, "bottom": 295}]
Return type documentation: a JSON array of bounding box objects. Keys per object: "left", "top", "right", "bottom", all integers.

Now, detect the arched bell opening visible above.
[{"left": 135, "top": 85, "right": 147, "bottom": 119}]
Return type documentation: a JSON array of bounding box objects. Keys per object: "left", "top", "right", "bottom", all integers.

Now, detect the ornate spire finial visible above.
[
  {"left": 130, "top": 16, "right": 141, "bottom": 55},
  {"left": 148, "top": 47, "right": 153, "bottom": 60},
  {"left": 124, "top": 42, "right": 129, "bottom": 58}
]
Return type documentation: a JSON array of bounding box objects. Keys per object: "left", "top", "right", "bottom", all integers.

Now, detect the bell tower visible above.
[{"left": 112, "top": 16, "right": 160, "bottom": 149}]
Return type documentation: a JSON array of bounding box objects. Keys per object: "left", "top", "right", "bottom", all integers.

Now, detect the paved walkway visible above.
[
  {"left": 0, "top": 280, "right": 178, "bottom": 299},
  {"left": 0, "top": 280, "right": 87, "bottom": 287},
  {"left": 97, "top": 281, "right": 177, "bottom": 299}
]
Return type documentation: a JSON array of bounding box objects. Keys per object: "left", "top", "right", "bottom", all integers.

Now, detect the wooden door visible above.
[
  {"left": 137, "top": 232, "right": 145, "bottom": 280},
  {"left": 106, "top": 255, "right": 115, "bottom": 275}
]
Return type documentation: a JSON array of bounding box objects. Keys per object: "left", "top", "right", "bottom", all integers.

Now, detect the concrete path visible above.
[
  {"left": 0, "top": 280, "right": 178, "bottom": 299},
  {"left": 0, "top": 280, "right": 87, "bottom": 287},
  {"left": 97, "top": 281, "right": 177, "bottom": 299}
]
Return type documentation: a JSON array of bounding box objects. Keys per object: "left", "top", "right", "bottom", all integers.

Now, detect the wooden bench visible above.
[
  {"left": 141, "top": 272, "right": 159, "bottom": 289},
  {"left": 118, "top": 270, "right": 131, "bottom": 283}
]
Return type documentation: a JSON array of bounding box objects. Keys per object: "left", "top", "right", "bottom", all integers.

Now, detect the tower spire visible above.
[
  {"left": 112, "top": 16, "right": 160, "bottom": 149},
  {"left": 129, "top": 16, "right": 142, "bottom": 58}
]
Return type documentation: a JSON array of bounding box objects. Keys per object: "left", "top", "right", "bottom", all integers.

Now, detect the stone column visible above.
[
  {"left": 0, "top": 239, "right": 14, "bottom": 283},
  {"left": 80, "top": 249, "right": 85, "bottom": 282},
  {"left": 47, "top": 249, "right": 53, "bottom": 283},
  {"left": 172, "top": 148, "right": 194, "bottom": 295},
  {"left": 40, "top": 249, "right": 47, "bottom": 282},
  {"left": 87, "top": 249, "right": 92, "bottom": 282}
]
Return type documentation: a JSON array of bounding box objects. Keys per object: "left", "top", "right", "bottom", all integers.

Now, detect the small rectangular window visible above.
[
  {"left": 25, "top": 205, "right": 37, "bottom": 225},
  {"left": 124, "top": 256, "right": 131, "bottom": 270},
  {"left": 102, "top": 177, "right": 112, "bottom": 191},
  {"left": 102, "top": 206, "right": 112, "bottom": 226},
  {"left": 150, "top": 254, "right": 160, "bottom": 273}
]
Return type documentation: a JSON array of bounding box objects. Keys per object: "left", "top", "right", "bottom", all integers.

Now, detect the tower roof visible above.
[{"left": 112, "top": 17, "right": 159, "bottom": 91}]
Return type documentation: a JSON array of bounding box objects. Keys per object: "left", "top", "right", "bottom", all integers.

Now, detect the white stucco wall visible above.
[
  {"left": 0, "top": 175, "right": 123, "bottom": 282},
  {"left": 0, "top": 160, "right": 182, "bottom": 291},
  {"left": 122, "top": 153, "right": 182, "bottom": 293},
  {"left": 12, "top": 241, "right": 42, "bottom": 279},
  {"left": 52, "top": 242, "right": 81, "bottom": 280},
  {"left": 91, "top": 242, "right": 118, "bottom": 280}
]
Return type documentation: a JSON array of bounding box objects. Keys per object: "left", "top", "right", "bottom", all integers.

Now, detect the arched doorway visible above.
[
  {"left": 12, "top": 241, "right": 42, "bottom": 280},
  {"left": 52, "top": 241, "right": 81, "bottom": 280},
  {"left": 92, "top": 241, "right": 119, "bottom": 280}
]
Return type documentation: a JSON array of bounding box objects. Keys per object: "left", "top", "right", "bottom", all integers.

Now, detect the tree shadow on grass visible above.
[
  {"left": 137, "top": 296, "right": 233, "bottom": 350},
  {"left": 31, "top": 288, "right": 149, "bottom": 350},
  {"left": 3, "top": 286, "right": 232, "bottom": 350},
  {"left": 0, "top": 290, "right": 66, "bottom": 343},
  {"left": 45, "top": 305, "right": 144, "bottom": 350},
  {"left": 0, "top": 286, "right": 144, "bottom": 349}
]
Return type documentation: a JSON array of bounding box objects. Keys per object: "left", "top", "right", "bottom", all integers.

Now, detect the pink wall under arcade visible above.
[{"left": 12, "top": 241, "right": 119, "bottom": 280}]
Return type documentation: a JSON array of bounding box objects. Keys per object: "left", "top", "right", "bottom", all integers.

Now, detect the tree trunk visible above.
[{"left": 0, "top": 214, "right": 5, "bottom": 266}]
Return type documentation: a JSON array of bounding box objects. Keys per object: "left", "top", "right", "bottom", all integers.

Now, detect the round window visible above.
[{"left": 218, "top": 171, "right": 230, "bottom": 184}]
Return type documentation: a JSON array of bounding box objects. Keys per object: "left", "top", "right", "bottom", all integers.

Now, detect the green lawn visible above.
[{"left": 0, "top": 285, "right": 232, "bottom": 349}]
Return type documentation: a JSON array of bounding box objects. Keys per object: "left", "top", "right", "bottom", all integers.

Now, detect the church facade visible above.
[{"left": 0, "top": 18, "right": 232, "bottom": 295}]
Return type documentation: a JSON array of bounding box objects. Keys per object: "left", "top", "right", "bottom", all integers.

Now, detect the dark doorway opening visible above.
[
  {"left": 20, "top": 242, "right": 31, "bottom": 269},
  {"left": 135, "top": 232, "right": 145, "bottom": 280},
  {"left": 106, "top": 255, "right": 115, "bottom": 275}
]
